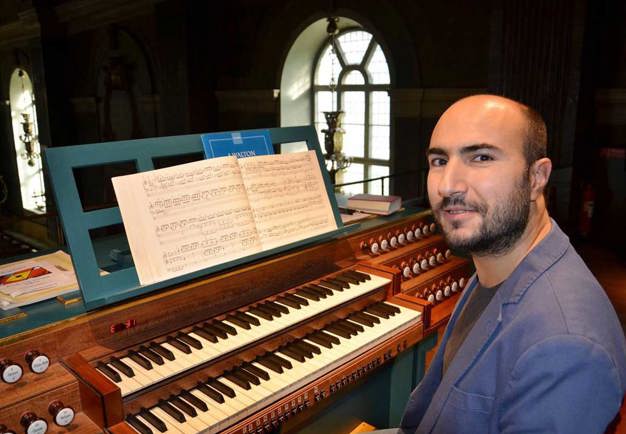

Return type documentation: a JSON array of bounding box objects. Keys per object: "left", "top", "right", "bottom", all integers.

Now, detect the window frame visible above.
[{"left": 311, "top": 27, "right": 391, "bottom": 193}]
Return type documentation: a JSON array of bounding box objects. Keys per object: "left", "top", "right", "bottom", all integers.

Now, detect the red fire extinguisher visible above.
[{"left": 579, "top": 183, "right": 595, "bottom": 238}]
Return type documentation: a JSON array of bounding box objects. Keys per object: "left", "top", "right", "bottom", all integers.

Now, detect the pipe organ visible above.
[
  {"left": 0, "top": 210, "right": 471, "bottom": 434},
  {"left": 1, "top": 126, "right": 472, "bottom": 434}
]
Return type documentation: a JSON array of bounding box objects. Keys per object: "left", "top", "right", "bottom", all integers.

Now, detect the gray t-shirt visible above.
[{"left": 443, "top": 281, "right": 500, "bottom": 375}]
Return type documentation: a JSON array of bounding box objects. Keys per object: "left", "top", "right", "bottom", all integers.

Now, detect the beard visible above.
[{"left": 434, "top": 172, "right": 531, "bottom": 257}]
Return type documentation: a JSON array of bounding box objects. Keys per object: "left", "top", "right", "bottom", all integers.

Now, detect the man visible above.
[{"left": 398, "top": 95, "right": 626, "bottom": 433}]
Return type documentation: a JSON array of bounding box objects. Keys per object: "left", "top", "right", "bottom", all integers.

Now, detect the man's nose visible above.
[{"left": 437, "top": 159, "right": 468, "bottom": 197}]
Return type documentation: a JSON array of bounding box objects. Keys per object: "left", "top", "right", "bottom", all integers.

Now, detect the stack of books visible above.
[{"left": 346, "top": 194, "right": 402, "bottom": 215}]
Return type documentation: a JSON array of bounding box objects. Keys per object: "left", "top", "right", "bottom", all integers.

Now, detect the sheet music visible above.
[
  {"left": 238, "top": 150, "right": 338, "bottom": 250},
  {"left": 113, "top": 157, "right": 262, "bottom": 285}
]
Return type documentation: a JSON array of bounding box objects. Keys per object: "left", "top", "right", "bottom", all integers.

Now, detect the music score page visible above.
[
  {"left": 239, "top": 151, "right": 337, "bottom": 250},
  {"left": 113, "top": 151, "right": 337, "bottom": 285},
  {"left": 113, "top": 156, "right": 262, "bottom": 285}
]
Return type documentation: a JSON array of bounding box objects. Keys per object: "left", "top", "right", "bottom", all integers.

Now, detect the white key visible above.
[
  {"left": 152, "top": 406, "right": 200, "bottom": 434},
  {"left": 137, "top": 411, "right": 184, "bottom": 434},
  {"left": 98, "top": 365, "right": 142, "bottom": 396}
]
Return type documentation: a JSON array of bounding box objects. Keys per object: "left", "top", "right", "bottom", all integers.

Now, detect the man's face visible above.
[{"left": 427, "top": 97, "right": 531, "bottom": 256}]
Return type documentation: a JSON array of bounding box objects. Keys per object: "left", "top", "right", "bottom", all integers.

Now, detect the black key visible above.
[
  {"left": 345, "top": 270, "right": 370, "bottom": 282},
  {"left": 139, "top": 345, "right": 165, "bottom": 365},
  {"left": 150, "top": 342, "right": 175, "bottom": 361},
  {"left": 180, "top": 389, "right": 208, "bottom": 411},
  {"left": 318, "top": 280, "right": 343, "bottom": 291},
  {"left": 303, "top": 285, "right": 328, "bottom": 298},
  {"left": 298, "top": 340, "right": 321, "bottom": 354},
  {"left": 295, "top": 288, "right": 319, "bottom": 301},
  {"left": 236, "top": 311, "right": 260, "bottom": 326},
  {"left": 257, "top": 303, "right": 281, "bottom": 318},
  {"left": 234, "top": 367, "right": 260, "bottom": 385},
  {"left": 276, "top": 296, "right": 301, "bottom": 309},
  {"left": 284, "top": 293, "right": 309, "bottom": 306},
  {"left": 256, "top": 356, "right": 283, "bottom": 373},
  {"left": 266, "top": 300, "right": 289, "bottom": 314},
  {"left": 157, "top": 400, "right": 185, "bottom": 423},
  {"left": 326, "top": 324, "right": 352, "bottom": 339},
  {"left": 359, "top": 311, "right": 381, "bottom": 324},
  {"left": 129, "top": 350, "right": 153, "bottom": 370},
  {"left": 307, "top": 333, "right": 333, "bottom": 349},
  {"left": 225, "top": 314, "right": 251, "bottom": 330},
  {"left": 289, "top": 342, "right": 313, "bottom": 359},
  {"left": 317, "top": 331, "right": 341, "bottom": 345},
  {"left": 166, "top": 336, "right": 192, "bottom": 354},
  {"left": 176, "top": 332, "right": 203, "bottom": 349},
  {"left": 335, "top": 274, "right": 358, "bottom": 285},
  {"left": 326, "top": 278, "right": 349, "bottom": 289},
  {"left": 224, "top": 372, "right": 250, "bottom": 390},
  {"left": 248, "top": 306, "right": 273, "bottom": 321},
  {"left": 278, "top": 346, "right": 306, "bottom": 363},
  {"left": 342, "top": 319, "right": 364, "bottom": 333},
  {"left": 242, "top": 362, "right": 270, "bottom": 381},
  {"left": 110, "top": 357, "right": 134, "bottom": 377},
  {"left": 197, "top": 382, "right": 225, "bottom": 403},
  {"left": 268, "top": 353, "right": 292, "bottom": 369},
  {"left": 349, "top": 313, "right": 374, "bottom": 327},
  {"left": 208, "top": 378, "right": 236, "bottom": 398},
  {"left": 203, "top": 323, "right": 228, "bottom": 339},
  {"left": 334, "top": 321, "right": 358, "bottom": 336},
  {"left": 365, "top": 305, "right": 390, "bottom": 319},
  {"left": 309, "top": 284, "right": 333, "bottom": 296},
  {"left": 192, "top": 326, "right": 218, "bottom": 343},
  {"left": 139, "top": 408, "right": 166, "bottom": 433},
  {"left": 213, "top": 320, "right": 237, "bottom": 336},
  {"left": 169, "top": 395, "right": 197, "bottom": 417},
  {"left": 341, "top": 270, "right": 364, "bottom": 282},
  {"left": 377, "top": 302, "right": 401, "bottom": 314},
  {"left": 97, "top": 361, "right": 121, "bottom": 383},
  {"left": 127, "top": 414, "right": 153, "bottom": 434},
  {"left": 257, "top": 302, "right": 282, "bottom": 318}
]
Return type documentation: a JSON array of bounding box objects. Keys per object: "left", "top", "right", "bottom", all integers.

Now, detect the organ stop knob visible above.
[
  {"left": 20, "top": 413, "right": 47, "bottom": 434},
  {"left": 25, "top": 350, "right": 50, "bottom": 374},
  {"left": 49, "top": 400, "right": 75, "bottom": 427},
  {"left": 0, "top": 359, "right": 23, "bottom": 384}
]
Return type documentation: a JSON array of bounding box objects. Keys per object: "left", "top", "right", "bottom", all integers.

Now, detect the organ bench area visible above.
[{"left": 0, "top": 210, "right": 472, "bottom": 434}]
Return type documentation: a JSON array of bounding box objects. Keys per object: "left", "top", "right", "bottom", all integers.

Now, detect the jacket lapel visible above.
[{"left": 418, "top": 281, "right": 503, "bottom": 432}]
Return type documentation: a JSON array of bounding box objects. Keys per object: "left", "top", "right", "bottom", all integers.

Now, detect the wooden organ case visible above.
[{"left": 0, "top": 127, "right": 472, "bottom": 434}]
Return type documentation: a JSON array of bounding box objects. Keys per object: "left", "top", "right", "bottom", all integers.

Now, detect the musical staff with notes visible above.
[
  {"left": 112, "top": 151, "right": 338, "bottom": 285},
  {"left": 239, "top": 151, "right": 337, "bottom": 250}
]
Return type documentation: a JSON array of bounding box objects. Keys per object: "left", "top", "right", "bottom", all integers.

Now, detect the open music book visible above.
[{"left": 112, "top": 150, "right": 338, "bottom": 285}]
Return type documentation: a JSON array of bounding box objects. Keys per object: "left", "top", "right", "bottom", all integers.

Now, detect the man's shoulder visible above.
[
  {"left": 525, "top": 243, "right": 612, "bottom": 331},
  {"left": 517, "top": 242, "right": 626, "bottom": 378}
]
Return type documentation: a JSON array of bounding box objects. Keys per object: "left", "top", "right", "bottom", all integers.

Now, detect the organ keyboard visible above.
[
  {"left": 1, "top": 209, "right": 472, "bottom": 434},
  {"left": 93, "top": 270, "right": 391, "bottom": 398}
]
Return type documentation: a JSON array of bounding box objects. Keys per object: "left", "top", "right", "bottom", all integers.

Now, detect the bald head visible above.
[{"left": 433, "top": 94, "right": 547, "bottom": 167}]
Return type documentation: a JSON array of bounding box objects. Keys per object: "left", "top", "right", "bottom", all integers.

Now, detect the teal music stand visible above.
[{"left": 44, "top": 126, "right": 344, "bottom": 309}]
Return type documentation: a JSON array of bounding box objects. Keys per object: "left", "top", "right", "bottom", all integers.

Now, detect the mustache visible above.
[{"left": 436, "top": 195, "right": 486, "bottom": 214}]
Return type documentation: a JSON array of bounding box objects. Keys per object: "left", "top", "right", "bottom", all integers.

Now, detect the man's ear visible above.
[{"left": 529, "top": 157, "right": 552, "bottom": 200}]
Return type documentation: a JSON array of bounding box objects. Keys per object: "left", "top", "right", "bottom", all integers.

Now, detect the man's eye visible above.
[
  {"left": 472, "top": 154, "right": 493, "bottom": 162},
  {"left": 430, "top": 158, "right": 447, "bottom": 167}
]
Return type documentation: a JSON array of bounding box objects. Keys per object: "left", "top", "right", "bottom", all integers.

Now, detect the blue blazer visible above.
[{"left": 399, "top": 221, "right": 626, "bottom": 434}]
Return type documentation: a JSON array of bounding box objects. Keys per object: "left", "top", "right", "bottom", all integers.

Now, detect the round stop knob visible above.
[
  {"left": 0, "top": 359, "right": 23, "bottom": 384},
  {"left": 49, "top": 400, "right": 75, "bottom": 427},
  {"left": 25, "top": 350, "right": 50, "bottom": 374},
  {"left": 20, "top": 413, "right": 47, "bottom": 434}
]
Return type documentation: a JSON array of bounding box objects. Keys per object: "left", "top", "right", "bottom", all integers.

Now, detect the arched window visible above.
[
  {"left": 9, "top": 69, "right": 46, "bottom": 213},
  {"left": 313, "top": 29, "right": 390, "bottom": 195}
]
